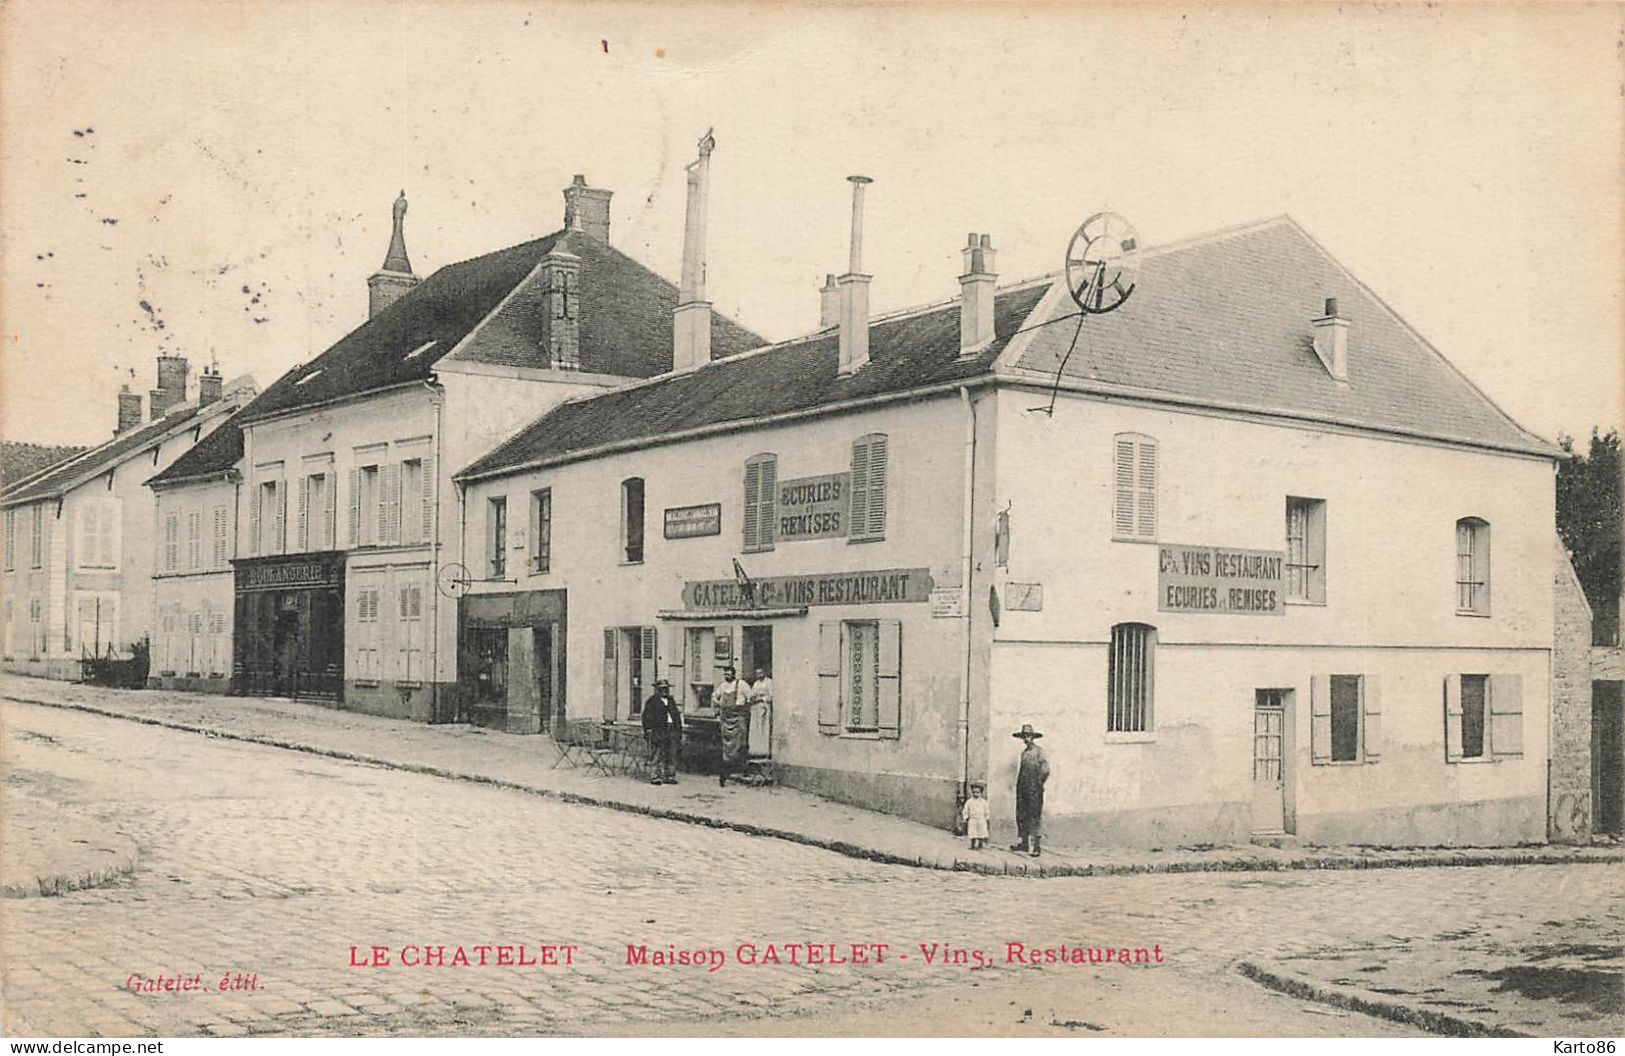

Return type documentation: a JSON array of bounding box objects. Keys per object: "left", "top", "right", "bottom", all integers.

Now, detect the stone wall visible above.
[{"left": 1550, "top": 542, "right": 1593, "bottom": 842}]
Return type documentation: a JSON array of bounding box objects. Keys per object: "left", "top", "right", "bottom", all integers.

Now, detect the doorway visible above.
[
  {"left": 1252, "top": 688, "right": 1292, "bottom": 833},
  {"left": 534, "top": 624, "right": 563, "bottom": 737},
  {"left": 1595, "top": 681, "right": 1623, "bottom": 835},
  {"left": 466, "top": 627, "right": 509, "bottom": 730},
  {"left": 741, "top": 625, "right": 774, "bottom": 758}
]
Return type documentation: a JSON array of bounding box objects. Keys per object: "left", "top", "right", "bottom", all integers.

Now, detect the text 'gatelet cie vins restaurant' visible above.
[{"left": 452, "top": 187, "right": 1572, "bottom": 849}]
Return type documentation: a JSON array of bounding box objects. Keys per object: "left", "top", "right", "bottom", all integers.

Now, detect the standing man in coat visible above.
[
  {"left": 642, "top": 679, "right": 682, "bottom": 785},
  {"left": 1009, "top": 724, "right": 1050, "bottom": 856}
]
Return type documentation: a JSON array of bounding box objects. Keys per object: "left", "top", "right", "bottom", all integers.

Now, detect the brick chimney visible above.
[
  {"left": 958, "top": 233, "right": 997, "bottom": 355},
  {"left": 562, "top": 175, "right": 613, "bottom": 244},
  {"left": 837, "top": 176, "right": 873, "bottom": 376},
  {"left": 198, "top": 365, "right": 224, "bottom": 406},
  {"left": 1311, "top": 297, "right": 1350, "bottom": 382},
  {"left": 149, "top": 354, "right": 189, "bottom": 418},
  {"left": 115, "top": 385, "right": 142, "bottom": 434},
  {"left": 819, "top": 274, "right": 840, "bottom": 329},
  {"left": 539, "top": 247, "right": 581, "bottom": 371},
  {"left": 368, "top": 191, "right": 419, "bottom": 318},
  {"left": 673, "top": 131, "right": 716, "bottom": 373}
]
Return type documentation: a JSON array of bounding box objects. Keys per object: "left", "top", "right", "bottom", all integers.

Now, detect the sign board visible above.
[
  {"left": 683, "top": 567, "right": 934, "bottom": 610},
  {"left": 234, "top": 554, "right": 345, "bottom": 593},
  {"left": 1005, "top": 582, "right": 1044, "bottom": 611},
  {"left": 1157, "top": 543, "right": 1285, "bottom": 616},
  {"left": 776, "top": 473, "right": 849, "bottom": 542},
  {"left": 929, "top": 587, "right": 964, "bottom": 618},
  {"left": 664, "top": 503, "right": 722, "bottom": 540}
]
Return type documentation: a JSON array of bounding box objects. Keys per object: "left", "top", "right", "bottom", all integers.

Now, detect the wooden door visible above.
[{"left": 1251, "top": 689, "right": 1287, "bottom": 833}]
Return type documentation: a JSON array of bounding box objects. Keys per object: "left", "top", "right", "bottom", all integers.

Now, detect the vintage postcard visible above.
[{"left": 1, "top": 0, "right": 1620, "bottom": 1042}]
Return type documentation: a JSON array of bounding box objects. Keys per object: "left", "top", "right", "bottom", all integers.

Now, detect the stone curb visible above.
[
  {"left": 1, "top": 825, "right": 138, "bottom": 899},
  {"left": 11, "top": 692, "right": 1625, "bottom": 880},
  {"left": 1236, "top": 961, "right": 1527, "bottom": 1038}
]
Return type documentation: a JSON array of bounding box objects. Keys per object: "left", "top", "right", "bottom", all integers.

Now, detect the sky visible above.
[{"left": 1, "top": 1, "right": 1619, "bottom": 449}]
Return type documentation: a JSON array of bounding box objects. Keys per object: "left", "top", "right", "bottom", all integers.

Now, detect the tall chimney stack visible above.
[
  {"left": 1311, "top": 296, "right": 1350, "bottom": 382},
  {"left": 198, "top": 365, "right": 224, "bottom": 406},
  {"left": 368, "top": 191, "right": 419, "bottom": 318},
  {"left": 672, "top": 130, "right": 716, "bottom": 373},
  {"left": 150, "top": 354, "right": 189, "bottom": 419},
  {"left": 819, "top": 274, "right": 840, "bottom": 329},
  {"left": 539, "top": 247, "right": 582, "bottom": 371},
  {"left": 837, "top": 176, "right": 873, "bottom": 376},
  {"left": 562, "top": 175, "right": 613, "bottom": 244},
  {"left": 958, "top": 233, "right": 998, "bottom": 355},
  {"left": 115, "top": 385, "right": 142, "bottom": 434}
]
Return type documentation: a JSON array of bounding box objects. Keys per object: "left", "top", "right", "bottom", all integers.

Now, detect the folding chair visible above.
[{"left": 572, "top": 720, "right": 616, "bottom": 777}]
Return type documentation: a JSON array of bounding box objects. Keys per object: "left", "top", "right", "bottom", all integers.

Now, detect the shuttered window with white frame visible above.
[
  {"left": 1112, "top": 433, "right": 1157, "bottom": 540},
  {"left": 848, "top": 434, "right": 889, "bottom": 542},
  {"left": 742, "top": 454, "right": 777, "bottom": 552}
]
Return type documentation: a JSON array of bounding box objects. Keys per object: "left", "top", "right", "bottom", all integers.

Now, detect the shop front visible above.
[
  {"left": 458, "top": 589, "right": 567, "bottom": 734},
  {"left": 232, "top": 551, "right": 346, "bottom": 700}
]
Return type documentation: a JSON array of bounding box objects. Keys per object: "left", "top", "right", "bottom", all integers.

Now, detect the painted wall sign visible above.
[
  {"left": 683, "top": 567, "right": 934, "bottom": 610},
  {"left": 1005, "top": 582, "right": 1044, "bottom": 611},
  {"left": 929, "top": 587, "right": 964, "bottom": 618},
  {"left": 664, "top": 503, "right": 722, "bottom": 539},
  {"left": 776, "top": 472, "right": 849, "bottom": 541},
  {"left": 1157, "top": 543, "right": 1285, "bottom": 615}
]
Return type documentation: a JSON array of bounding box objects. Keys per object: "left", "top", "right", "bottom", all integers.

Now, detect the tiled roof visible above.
[
  {"left": 1010, "top": 217, "right": 1556, "bottom": 457},
  {"left": 457, "top": 282, "right": 1052, "bottom": 480},
  {"left": 1, "top": 404, "right": 214, "bottom": 507},
  {"left": 0, "top": 443, "right": 90, "bottom": 489},
  {"left": 146, "top": 413, "right": 244, "bottom": 487},
  {"left": 242, "top": 230, "right": 764, "bottom": 422}
]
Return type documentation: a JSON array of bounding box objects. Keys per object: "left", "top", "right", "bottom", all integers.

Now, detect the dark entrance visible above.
[
  {"left": 1595, "top": 681, "right": 1623, "bottom": 835},
  {"left": 233, "top": 552, "right": 345, "bottom": 700},
  {"left": 457, "top": 589, "right": 567, "bottom": 734}
]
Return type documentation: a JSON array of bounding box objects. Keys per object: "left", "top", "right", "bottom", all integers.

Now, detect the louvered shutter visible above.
[
  {"left": 297, "top": 476, "right": 310, "bottom": 551},
  {"left": 850, "top": 439, "right": 871, "bottom": 540},
  {"left": 1443, "top": 675, "right": 1464, "bottom": 762},
  {"left": 213, "top": 506, "right": 228, "bottom": 566},
  {"left": 1136, "top": 439, "right": 1156, "bottom": 538},
  {"left": 817, "top": 621, "right": 842, "bottom": 734},
  {"left": 743, "top": 460, "right": 761, "bottom": 550},
  {"left": 347, "top": 468, "right": 360, "bottom": 545},
  {"left": 382, "top": 463, "right": 401, "bottom": 544},
  {"left": 271, "top": 482, "right": 286, "bottom": 553},
  {"left": 1361, "top": 674, "right": 1381, "bottom": 762},
  {"left": 759, "top": 456, "right": 776, "bottom": 548},
  {"left": 323, "top": 474, "right": 336, "bottom": 550},
  {"left": 602, "top": 629, "right": 618, "bottom": 721},
  {"left": 1309, "top": 674, "right": 1330, "bottom": 764},
  {"left": 639, "top": 627, "right": 657, "bottom": 712},
  {"left": 105, "top": 503, "right": 120, "bottom": 567},
  {"left": 866, "top": 436, "right": 888, "bottom": 538},
  {"left": 249, "top": 491, "right": 261, "bottom": 556},
  {"left": 1489, "top": 673, "right": 1523, "bottom": 758},
  {"left": 877, "top": 618, "right": 901, "bottom": 739},
  {"left": 420, "top": 456, "right": 434, "bottom": 543},
  {"left": 667, "top": 628, "right": 686, "bottom": 705},
  {"left": 1113, "top": 438, "right": 1136, "bottom": 536}
]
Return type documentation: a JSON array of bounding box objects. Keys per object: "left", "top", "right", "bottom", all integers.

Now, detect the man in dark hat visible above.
[
  {"left": 1010, "top": 724, "right": 1050, "bottom": 856},
  {"left": 642, "top": 679, "right": 682, "bottom": 785}
]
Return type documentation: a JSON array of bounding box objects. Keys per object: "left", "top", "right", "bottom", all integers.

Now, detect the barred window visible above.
[
  {"left": 1456, "top": 518, "right": 1490, "bottom": 615},
  {"left": 1107, "top": 622, "right": 1155, "bottom": 733}
]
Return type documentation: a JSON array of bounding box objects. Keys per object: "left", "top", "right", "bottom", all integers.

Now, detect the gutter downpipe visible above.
[
  {"left": 957, "top": 385, "right": 977, "bottom": 810},
  {"left": 428, "top": 382, "right": 446, "bottom": 722}
]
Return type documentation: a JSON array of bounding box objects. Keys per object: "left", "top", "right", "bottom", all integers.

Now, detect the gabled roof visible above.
[
  {"left": 1009, "top": 216, "right": 1556, "bottom": 458},
  {"left": 0, "top": 443, "right": 90, "bottom": 489},
  {"left": 241, "top": 230, "right": 765, "bottom": 422},
  {"left": 1, "top": 400, "right": 231, "bottom": 508},
  {"left": 457, "top": 281, "right": 1052, "bottom": 481},
  {"left": 146, "top": 411, "right": 245, "bottom": 488}
]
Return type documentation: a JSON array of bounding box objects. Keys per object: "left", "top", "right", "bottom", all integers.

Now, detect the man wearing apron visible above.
[{"left": 715, "top": 665, "right": 750, "bottom": 787}]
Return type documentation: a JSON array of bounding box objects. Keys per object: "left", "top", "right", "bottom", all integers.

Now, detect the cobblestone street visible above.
[{"left": 2, "top": 697, "right": 1619, "bottom": 1038}]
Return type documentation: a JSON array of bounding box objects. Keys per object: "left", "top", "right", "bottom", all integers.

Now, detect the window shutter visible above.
[
  {"left": 850, "top": 440, "right": 871, "bottom": 540},
  {"left": 323, "top": 474, "right": 337, "bottom": 550},
  {"left": 1362, "top": 674, "right": 1381, "bottom": 762},
  {"left": 667, "top": 628, "right": 686, "bottom": 697},
  {"left": 1309, "top": 674, "right": 1330, "bottom": 764},
  {"left": 1480, "top": 523, "right": 1492, "bottom": 616},
  {"left": 817, "top": 621, "right": 841, "bottom": 734},
  {"left": 106, "top": 503, "right": 120, "bottom": 567},
  {"left": 250, "top": 490, "right": 262, "bottom": 556},
  {"left": 1444, "top": 674, "right": 1464, "bottom": 762},
  {"left": 348, "top": 468, "right": 360, "bottom": 545},
  {"left": 1113, "top": 438, "right": 1136, "bottom": 536},
  {"left": 639, "top": 627, "right": 658, "bottom": 711},
  {"left": 382, "top": 463, "right": 402, "bottom": 545},
  {"left": 272, "top": 482, "right": 286, "bottom": 553},
  {"left": 420, "top": 456, "right": 434, "bottom": 543},
  {"left": 602, "top": 629, "right": 618, "bottom": 721},
  {"left": 866, "top": 436, "right": 888, "bottom": 538},
  {"left": 877, "top": 618, "right": 902, "bottom": 739},
  {"left": 213, "top": 506, "right": 228, "bottom": 566},
  {"left": 743, "top": 460, "right": 760, "bottom": 550},
  {"left": 1489, "top": 673, "right": 1523, "bottom": 759},
  {"left": 759, "top": 456, "right": 776, "bottom": 548},
  {"left": 1136, "top": 439, "right": 1156, "bottom": 538},
  {"left": 298, "top": 476, "right": 310, "bottom": 551}
]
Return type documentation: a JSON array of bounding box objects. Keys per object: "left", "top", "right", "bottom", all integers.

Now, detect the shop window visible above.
[
  {"left": 162, "top": 513, "right": 180, "bottom": 572},
  {"left": 742, "top": 454, "right": 777, "bottom": 552},
  {"left": 1445, "top": 673, "right": 1522, "bottom": 761},
  {"left": 1311, "top": 673, "right": 1382, "bottom": 764},
  {"left": 1112, "top": 433, "right": 1157, "bottom": 540},
  {"left": 1286, "top": 497, "right": 1327, "bottom": 603},
  {"left": 622, "top": 478, "right": 645, "bottom": 564},
  {"left": 1107, "top": 622, "right": 1155, "bottom": 733},
  {"left": 1456, "top": 517, "right": 1490, "bottom": 616},
  {"left": 529, "top": 488, "right": 552, "bottom": 574},
  {"left": 816, "top": 619, "right": 901, "bottom": 738},
  {"left": 849, "top": 435, "right": 888, "bottom": 543},
  {"left": 488, "top": 497, "right": 507, "bottom": 578},
  {"left": 685, "top": 626, "right": 717, "bottom": 710}
]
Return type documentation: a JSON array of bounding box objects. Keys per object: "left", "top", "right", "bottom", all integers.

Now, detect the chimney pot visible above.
[
  {"left": 959, "top": 232, "right": 998, "bottom": 355},
  {"left": 198, "top": 366, "right": 224, "bottom": 406},
  {"left": 1324, "top": 296, "right": 1339, "bottom": 317}
]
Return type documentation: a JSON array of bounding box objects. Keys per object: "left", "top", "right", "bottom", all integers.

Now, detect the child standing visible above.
[{"left": 961, "top": 783, "right": 991, "bottom": 850}]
